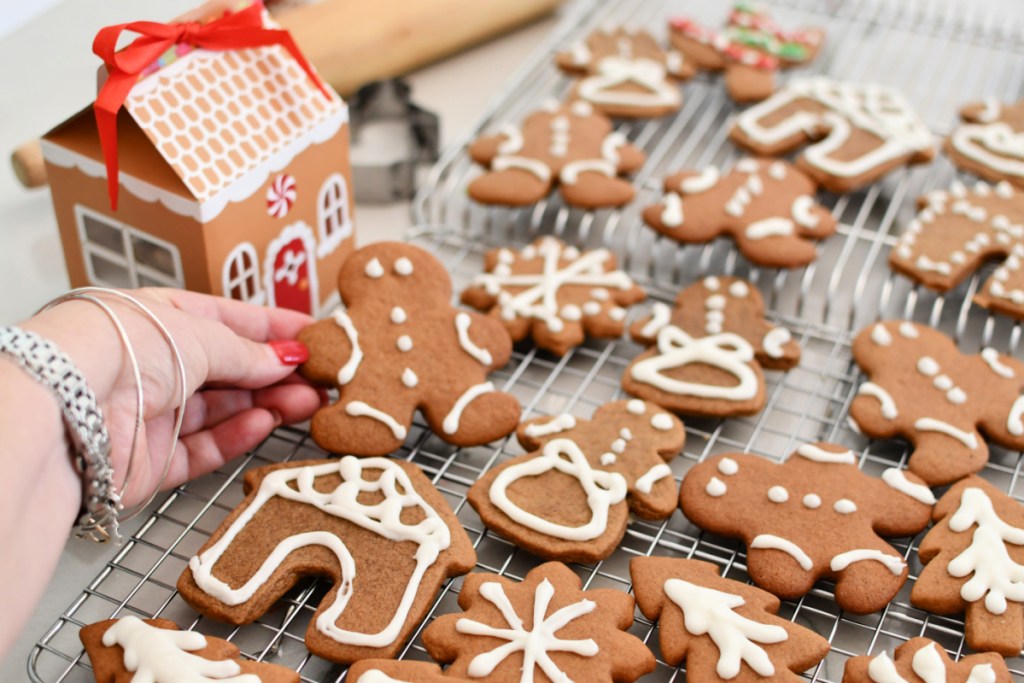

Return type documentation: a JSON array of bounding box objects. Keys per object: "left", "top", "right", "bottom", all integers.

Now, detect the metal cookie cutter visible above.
[{"left": 348, "top": 78, "right": 440, "bottom": 203}]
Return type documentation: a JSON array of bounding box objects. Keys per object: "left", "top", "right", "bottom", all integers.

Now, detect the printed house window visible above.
[
  {"left": 223, "top": 243, "right": 265, "bottom": 305},
  {"left": 317, "top": 173, "right": 352, "bottom": 258},
  {"left": 75, "top": 206, "right": 183, "bottom": 289}
]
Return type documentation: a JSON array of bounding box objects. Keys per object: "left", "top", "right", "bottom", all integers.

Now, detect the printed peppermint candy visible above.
[
  {"left": 266, "top": 173, "right": 296, "bottom": 218},
  {"left": 679, "top": 443, "right": 934, "bottom": 614},
  {"left": 842, "top": 636, "right": 1013, "bottom": 683},
  {"left": 911, "top": 476, "right": 1024, "bottom": 657},
  {"left": 79, "top": 616, "right": 298, "bottom": 682},
  {"left": 946, "top": 99, "right": 1024, "bottom": 189},
  {"left": 299, "top": 242, "right": 521, "bottom": 455},
  {"left": 850, "top": 320, "right": 1024, "bottom": 485},
  {"left": 554, "top": 26, "right": 694, "bottom": 118},
  {"left": 460, "top": 237, "right": 647, "bottom": 356},
  {"left": 623, "top": 275, "right": 800, "bottom": 418},
  {"left": 467, "top": 101, "right": 646, "bottom": 209},
  {"left": 423, "top": 562, "right": 655, "bottom": 682},
  {"left": 347, "top": 660, "right": 473, "bottom": 682},
  {"left": 467, "top": 399, "right": 685, "bottom": 563},
  {"left": 730, "top": 77, "right": 935, "bottom": 193},
  {"left": 889, "top": 180, "right": 1024, "bottom": 321},
  {"left": 630, "top": 557, "right": 829, "bottom": 682},
  {"left": 177, "top": 457, "right": 476, "bottom": 663},
  {"left": 642, "top": 158, "right": 837, "bottom": 268}
]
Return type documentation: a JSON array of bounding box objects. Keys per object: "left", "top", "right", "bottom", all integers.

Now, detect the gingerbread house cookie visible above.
[
  {"left": 947, "top": 99, "right": 1024, "bottom": 188},
  {"left": 842, "top": 636, "right": 1013, "bottom": 683}
]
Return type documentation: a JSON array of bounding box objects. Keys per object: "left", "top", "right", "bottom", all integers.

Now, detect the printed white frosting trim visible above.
[
  {"left": 751, "top": 534, "right": 814, "bottom": 571},
  {"left": 524, "top": 414, "right": 577, "bottom": 438},
  {"left": 454, "top": 312, "right": 494, "bottom": 366},
  {"left": 455, "top": 578, "right": 598, "bottom": 681},
  {"left": 443, "top": 382, "right": 494, "bottom": 435},
  {"left": 866, "top": 651, "right": 907, "bottom": 683},
  {"left": 795, "top": 443, "right": 856, "bottom": 464},
  {"left": 636, "top": 463, "right": 673, "bottom": 494},
  {"left": 576, "top": 56, "right": 681, "bottom": 109},
  {"left": 762, "top": 327, "right": 791, "bottom": 358},
  {"left": 492, "top": 155, "right": 552, "bottom": 183},
  {"left": 830, "top": 549, "right": 906, "bottom": 576},
  {"left": 630, "top": 326, "right": 758, "bottom": 401},
  {"left": 1008, "top": 394, "right": 1024, "bottom": 436},
  {"left": 346, "top": 401, "right": 408, "bottom": 440},
  {"left": 332, "top": 309, "right": 362, "bottom": 385},
  {"left": 858, "top": 382, "right": 898, "bottom": 420},
  {"left": 189, "top": 457, "right": 451, "bottom": 647},
  {"left": 881, "top": 468, "right": 936, "bottom": 505},
  {"left": 981, "top": 348, "right": 1015, "bottom": 378},
  {"left": 913, "top": 417, "right": 979, "bottom": 449},
  {"left": 662, "top": 578, "right": 787, "bottom": 679},
  {"left": 950, "top": 122, "right": 1024, "bottom": 180}
]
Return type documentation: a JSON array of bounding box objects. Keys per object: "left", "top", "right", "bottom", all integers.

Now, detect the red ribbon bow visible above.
[{"left": 93, "top": 2, "right": 329, "bottom": 210}]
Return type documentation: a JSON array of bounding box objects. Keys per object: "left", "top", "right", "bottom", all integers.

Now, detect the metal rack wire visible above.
[{"left": 29, "top": 0, "right": 1024, "bottom": 680}]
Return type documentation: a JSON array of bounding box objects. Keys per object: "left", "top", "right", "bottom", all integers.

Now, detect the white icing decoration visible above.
[
  {"left": 899, "top": 322, "right": 919, "bottom": 338},
  {"left": 981, "top": 348, "right": 1015, "bottom": 378},
  {"left": 651, "top": 413, "right": 674, "bottom": 431},
  {"left": 635, "top": 463, "right": 673, "bottom": 494},
  {"left": 491, "top": 155, "right": 552, "bottom": 182},
  {"left": 401, "top": 368, "right": 418, "bottom": 388},
  {"left": 364, "top": 257, "right": 384, "bottom": 278},
  {"left": 858, "top": 382, "right": 898, "bottom": 420},
  {"left": 523, "top": 414, "right": 577, "bottom": 438},
  {"left": 768, "top": 486, "right": 789, "bottom": 503},
  {"left": 704, "top": 276, "right": 720, "bottom": 290},
  {"left": 966, "top": 664, "right": 998, "bottom": 683},
  {"left": 611, "top": 438, "right": 627, "bottom": 454},
  {"left": 549, "top": 115, "right": 570, "bottom": 157},
  {"left": 917, "top": 356, "right": 939, "bottom": 376},
  {"left": 834, "top": 499, "right": 857, "bottom": 514},
  {"left": 706, "top": 477, "right": 727, "bottom": 497},
  {"left": 640, "top": 302, "right": 672, "bottom": 338},
  {"left": 830, "top": 549, "right": 906, "bottom": 576},
  {"left": 950, "top": 121, "right": 1024, "bottom": 182},
  {"left": 791, "top": 195, "right": 821, "bottom": 228},
  {"left": 802, "top": 494, "right": 821, "bottom": 509},
  {"left": 394, "top": 257, "right": 413, "bottom": 276},
  {"left": 913, "top": 418, "right": 979, "bottom": 449},
  {"left": 881, "top": 468, "right": 936, "bottom": 505},
  {"left": 443, "top": 382, "right": 494, "bottom": 435},
  {"left": 497, "top": 124, "right": 524, "bottom": 155},
  {"left": 751, "top": 535, "right": 814, "bottom": 571},
  {"left": 911, "top": 643, "right": 948, "bottom": 683},
  {"left": 762, "top": 327, "right": 791, "bottom": 358},
  {"left": 681, "top": 167, "right": 720, "bottom": 194},
  {"left": 346, "top": 401, "right": 408, "bottom": 441},
  {"left": 867, "top": 651, "right": 907, "bottom": 683},
  {"left": 357, "top": 671, "right": 411, "bottom": 683},
  {"left": 390, "top": 306, "right": 407, "bottom": 324},
  {"left": 396, "top": 335, "right": 413, "bottom": 352},
  {"left": 627, "top": 399, "right": 646, "bottom": 415},
  {"left": 630, "top": 326, "right": 757, "bottom": 401},
  {"left": 795, "top": 443, "right": 856, "bottom": 464},
  {"left": 576, "top": 56, "right": 682, "bottom": 110},
  {"left": 560, "top": 159, "right": 615, "bottom": 185},
  {"left": 1008, "top": 394, "right": 1024, "bottom": 436},
  {"left": 661, "top": 192, "right": 683, "bottom": 226},
  {"left": 746, "top": 217, "right": 795, "bottom": 240},
  {"left": 729, "top": 281, "right": 749, "bottom": 298},
  {"left": 454, "top": 312, "right": 494, "bottom": 366},
  {"left": 718, "top": 457, "right": 739, "bottom": 475},
  {"left": 620, "top": 428, "right": 632, "bottom": 440},
  {"left": 600, "top": 453, "right": 616, "bottom": 466},
  {"left": 332, "top": 309, "right": 362, "bottom": 385},
  {"left": 871, "top": 323, "right": 893, "bottom": 346}
]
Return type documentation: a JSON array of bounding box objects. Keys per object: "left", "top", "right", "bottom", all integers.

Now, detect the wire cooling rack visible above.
[{"left": 29, "top": 0, "right": 1024, "bottom": 680}]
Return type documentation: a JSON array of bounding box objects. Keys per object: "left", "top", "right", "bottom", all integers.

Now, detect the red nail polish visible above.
[{"left": 269, "top": 339, "right": 309, "bottom": 365}]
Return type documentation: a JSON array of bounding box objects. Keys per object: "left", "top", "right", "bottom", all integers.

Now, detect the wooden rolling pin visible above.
[{"left": 11, "top": 0, "right": 563, "bottom": 188}]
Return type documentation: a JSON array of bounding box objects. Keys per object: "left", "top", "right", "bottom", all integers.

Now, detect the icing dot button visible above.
[
  {"left": 767, "top": 485, "right": 789, "bottom": 503},
  {"left": 802, "top": 493, "right": 821, "bottom": 509}
]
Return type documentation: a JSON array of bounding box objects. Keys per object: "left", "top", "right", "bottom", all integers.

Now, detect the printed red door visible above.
[{"left": 264, "top": 222, "right": 319, "bottom": 315}]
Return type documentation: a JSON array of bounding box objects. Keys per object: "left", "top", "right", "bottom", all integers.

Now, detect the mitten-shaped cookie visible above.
[
  {"left": 623, "top": 276, "right": 800, "bottom": 417},
  {"left": 730, "top": 77, "right": 935, "bottom": 193},
  {"left": 460, "top": 237, "right": 646, "bottom": 356},
  {"left": 177, "top": 457, "right": 476, "bottom": 663},
  {"left": 947, "top": 99, "right": 1024, "bottom": 188},
  {"left": 467, "top": 399, "right": 684, "bottom": 563},
  {"left": 467, "top": 101, "right": 645, "bottom": 208},
  {"left": 300, "top": 242, "right": 521, "bottom": 456},
  {"left": 851, "top": 320, "right": 1024, "bottom": 485},
  {"left": 642, "top": 158, "right": 837, "bottom": 267},
  {"left": 347, "top": 660, "right": 473, "bottom": 682},
  {"left": 911, "top": 476, "right": 1024, "bottom": 657},
  {"left": 423, "top": 562, "right": 656, "bottom": 682},
  {"left": 680, "top": 444, "right": 934, "bottom": 614},
  {"left": 842, "top": 637, "right": 1013, "bottom": 683},
  {"left": 555, "top": 26, "right": 694, "bottom": 118},
  {"left": 630, "top": 557, "right": 830, "bottom": 682}
]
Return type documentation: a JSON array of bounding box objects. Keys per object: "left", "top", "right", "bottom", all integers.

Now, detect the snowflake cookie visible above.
[
  {"left": 422, "top": 562, "right": 655, "bottom": 682},
  {"left": 946, "top": 98, "right": 1024, "bottom": 189},
  {"left": 889, "top": 180, "right": 1024, "bottom": 321},
  {"left": 730, "top": 77, "right": 935, "bottom": 193},
  {"left": 177, "top": 457, "right": 476, "bottom": 663},
  {"left": 850, "top": 320, "right": 1024, "bottom": 485},
  {"left": 680, "top": 443, "right": 934, "bottom": 614},
  {"left": 299, "top": 242, "right": 521, "bottom": 456},
  {"left": 842, "top": 636, "right": 1013, "bottom": 683},
  {"left": 642, "top": 158, "right": 837, "bottom": 268},
  {"left": 460, "top": 237, "right": 647, "bottom": 356},
  {"left": 623, "top": 275, "right": 800, "bottom": 417},
  {"left": 630, "top": 557, "right": 829, "bottom": 682},
  {"left": 554, "top": 26, "right": 694, "bottom": 118},
  {"left": 911, "top": 476, "right": 1024, "bottom": 657},
  {"left": 467, "top": 399, "right": 684, "bottom": 563},
  {"left": 467, "top": 100, "right": 646, "bottom": 209}
]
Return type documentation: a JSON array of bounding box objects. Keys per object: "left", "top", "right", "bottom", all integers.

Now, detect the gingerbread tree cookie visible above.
[
  {"left": 730, "top": 77, "right": 935, "bottom": 193},
  {"left": 850, "top": 320, "right": 1024, "bottom": 485},
  {"left": 842, "top": 636, "right": 1013, "bottom": 683},
  {"left": 467, "top": 399, "right": 684, "bottom": 563},
  {"left": 630, "top": 557, "right": 830, "bottom": 682},
  {"left": 669, "top": 2, "right": 824, "bottom": 103},
  {"left": 680, "top": 444, "right": 935, "bottom": 613},
  {"left": 467, "top": 101, "right": 645, "bottom": 209},
  {"left": 889, "top": 180, "right": 1024, "bottom": 320},
  {"left": 423, "top": 562, "right": 655, "bottom": 682},
  {"left": 911, "top": 476, "right": 1024, "bottom": 657},
  {"left": 623, "top": 276, "right": 800, "bottom": 417},
  {"left": 177, "top": 457, "right": 476, "bottom": 663},
  {"left": 299, "top": 242, "right": 521, "bottom": 456},
  {"left": 555, "top": 26, "right": 693, "bottom": 118},
  {"left": 80, "top": 616, "right": 298, "bottom": 683},
  {"left": 947, "top": 99, "right": 1024, "bottom": 188},
  {"left": 347, "top": 660, "right": 473, "bottom": 682},
  {"left": 642, "top": 158, "right": 837, "bottom": 268},
  {"left": 460, "top": 237, "right": 647, "bottom": 356}
]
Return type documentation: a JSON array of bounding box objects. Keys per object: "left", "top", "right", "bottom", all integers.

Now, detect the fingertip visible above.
[{"left": 268, "top": 339, "right": 310, "bottom": 365}]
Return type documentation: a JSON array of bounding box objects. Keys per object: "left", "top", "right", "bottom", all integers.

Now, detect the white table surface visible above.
[{"left": 0, "top": 1, "right": 560, "bottom": 676}]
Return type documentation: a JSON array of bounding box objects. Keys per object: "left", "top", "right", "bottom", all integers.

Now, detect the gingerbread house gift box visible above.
[{"left": 40, "top": 0, "right": 353, "bottom": 316}]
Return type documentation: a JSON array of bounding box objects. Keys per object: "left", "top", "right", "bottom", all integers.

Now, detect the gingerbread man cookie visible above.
[
  {"left": 299, "top": 242, "right": 521, "bottom": 456},
  {"left": 669, "top": 2, "right": 824, "bottom": 103},
  {"left": 630, "top": 557, "right": 830, "bottom": 682},
  {"left": 347, "top": 660, "right": 473, "bottom": 683},
  {"left": 946, "top": 99, "right": 1024, "bottom": 188},
  {"left": 730, "top": 77, "right": 935, "bottom": 193},
  {"left": 623, "top": 276, "right": 800, "bottom": 417},
  {"left": 889, "top": 180, "right": 1024, "bottom": 320},
  {"left": 850, "top": 320, "right": 1024, "bottom": 485},
  {"left": 460, "top": 237, "right": 647, "bottom": 356},
  {"left": 555, "top": 26, "right": 694, "bottom": 118},
  {"left": 467, "top": 100, "right": 646, "bottom": 209},
  {"left": 467, "top": 399, "right": 684, "bottom": 563},
  {"left": 842, "top": 636, "right": 1013, "bottom": 683},
  {"left": 642, "top": 158, "right": 837, "bottom": 267},
  {"left": 80, "top": 616, "right": 298, "bottom": 683},
  {"left": 177, "top": 457, "right": 476, "bottom": 663},
  {"left": 911, "top": 476, "right": 1024, "bottom": 657},
  {"left": 422, "top": 562, "right": 655, "bottom": 682},
  {"left": 679, "top": 444, "right": 935, "bottom": 614}
]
